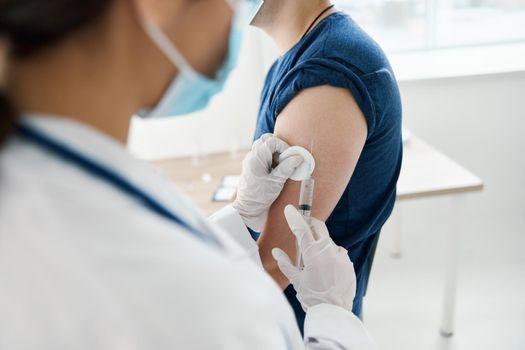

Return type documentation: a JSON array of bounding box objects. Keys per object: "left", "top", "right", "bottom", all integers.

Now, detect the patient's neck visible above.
[{"left": 265, "top": 1, "right": 335, "bottom": 54}]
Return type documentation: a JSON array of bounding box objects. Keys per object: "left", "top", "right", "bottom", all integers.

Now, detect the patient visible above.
[{"left": 251, "top": 0, "right": 403, "bottom": 328}]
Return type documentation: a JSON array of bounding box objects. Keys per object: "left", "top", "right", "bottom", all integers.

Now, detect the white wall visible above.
[{"left": 399, "top": 72, "right": 525, "bottom": 222}]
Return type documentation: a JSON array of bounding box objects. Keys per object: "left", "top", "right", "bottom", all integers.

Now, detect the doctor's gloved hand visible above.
[
  {"left": 272, "top": 205, "right": 357, "bottom": 312},
  {"left": 233, "top": 134, "right": 304, "bottom": 232}
]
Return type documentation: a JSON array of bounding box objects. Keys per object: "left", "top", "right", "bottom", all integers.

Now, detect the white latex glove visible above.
[
  {"left": 233, "top": 134, "right": 304, "bottom": 232},
  {"left": 272, "top": 205, "right": 357, "bottom": 312}
]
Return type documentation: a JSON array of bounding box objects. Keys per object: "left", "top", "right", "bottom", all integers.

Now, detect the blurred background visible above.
[{"left": 128, "top": 1, "right": 525, "bottom": 349}]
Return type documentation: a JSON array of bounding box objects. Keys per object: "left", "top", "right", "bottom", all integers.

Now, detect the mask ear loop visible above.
[
  {"left": 141, "top": 20, "right": 199, "bottom": 80},
  {"left": 0, "top": 37, "right": 9, "bottom": 86}
]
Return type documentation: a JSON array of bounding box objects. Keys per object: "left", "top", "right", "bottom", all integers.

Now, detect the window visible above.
[{"left": 335, "top": 0, "right": 525, "bottom": 52}]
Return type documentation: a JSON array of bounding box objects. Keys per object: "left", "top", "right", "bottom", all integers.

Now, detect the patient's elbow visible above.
[{"left": 262, "top": 257, "right": 290, "bottom": 290}]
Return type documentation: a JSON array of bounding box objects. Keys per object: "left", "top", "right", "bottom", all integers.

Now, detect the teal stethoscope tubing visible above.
[{"left": 15, "top": 122, "right": 223, "bottom": 249}]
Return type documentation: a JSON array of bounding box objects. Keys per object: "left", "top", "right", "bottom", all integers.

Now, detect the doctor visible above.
[{"left": 0, "top": 0, "right": 374, "bottom": 349}]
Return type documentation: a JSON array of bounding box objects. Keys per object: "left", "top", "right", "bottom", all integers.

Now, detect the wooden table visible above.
[
  {"left": 152, "top": 136, "right": 483, "bottom": 337},
  {"left": 153, "top": 152, "right": 245, "bottom": 215}
]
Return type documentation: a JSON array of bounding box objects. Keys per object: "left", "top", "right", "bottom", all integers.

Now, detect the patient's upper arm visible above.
[{"left": 257, "top": 85, "right": 367, "bottom": 288}]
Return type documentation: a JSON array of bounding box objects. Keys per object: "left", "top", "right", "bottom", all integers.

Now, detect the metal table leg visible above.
[{"left": 440, "top": 195, "right": 463, "bottom": 337}]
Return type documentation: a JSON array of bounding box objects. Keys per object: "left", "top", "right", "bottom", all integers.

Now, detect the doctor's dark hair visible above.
[{"left": 0, "top": 0, "right": 113, "bottom": 146}]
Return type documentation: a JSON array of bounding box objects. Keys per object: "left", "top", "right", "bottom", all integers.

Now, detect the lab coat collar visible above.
[{"left": 20, "top": 115, "right": 207, "bottom": 232}]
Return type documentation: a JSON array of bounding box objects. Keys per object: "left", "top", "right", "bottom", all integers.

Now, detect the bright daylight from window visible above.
[{"left": 335, "top": 0, "right": 525, "bottom": 52}]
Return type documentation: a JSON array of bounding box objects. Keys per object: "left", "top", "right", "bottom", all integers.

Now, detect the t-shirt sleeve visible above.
[{"left": 271, "top": 58, "right": 377, "bottom": 137}]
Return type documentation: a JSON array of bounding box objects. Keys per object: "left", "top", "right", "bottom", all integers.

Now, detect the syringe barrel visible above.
[
  {"left": 296, "top": 177, "right": 315, "bottom": 268},
  {"left": 298, "top": 178, "right": 315, "bottom": 223}
]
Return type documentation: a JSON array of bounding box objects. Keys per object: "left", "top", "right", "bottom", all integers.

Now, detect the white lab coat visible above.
[{"left": 0, "top": 116, "right": 374, "bottom": 349}]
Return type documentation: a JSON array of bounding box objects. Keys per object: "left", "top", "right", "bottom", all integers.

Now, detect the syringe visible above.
[{"left": 296, "top": 176, "right": 315, "bottom": 268}]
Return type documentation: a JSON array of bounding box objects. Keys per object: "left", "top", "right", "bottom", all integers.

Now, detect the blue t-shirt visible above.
[{"left": 254, "top": 12, "right": 403, "bottom": 328}]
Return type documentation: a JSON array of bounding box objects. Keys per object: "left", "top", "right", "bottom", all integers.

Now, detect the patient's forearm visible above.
[{"left": 257, "top": 180, "right": 303, "bottom": 289}]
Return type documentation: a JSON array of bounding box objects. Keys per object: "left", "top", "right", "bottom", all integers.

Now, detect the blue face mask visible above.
[{"left": 140, "top": 0, "right": 260, "bottom": 118}]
